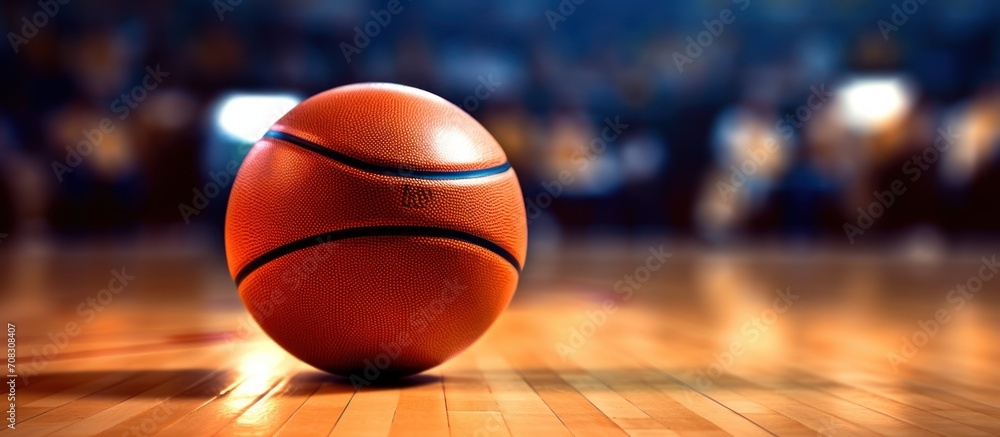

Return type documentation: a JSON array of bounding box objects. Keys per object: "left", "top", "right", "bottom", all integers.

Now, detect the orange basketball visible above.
[{"left": 224, "top": 83, "right": 527, "bottom": 380}]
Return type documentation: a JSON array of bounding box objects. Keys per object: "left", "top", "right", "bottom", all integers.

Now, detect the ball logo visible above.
[{"left": 401, "top": 185, "right": 434, "bottom": 208}]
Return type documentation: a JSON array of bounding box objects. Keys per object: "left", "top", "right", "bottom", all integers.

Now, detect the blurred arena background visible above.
[
  {"left": 3, "top": 3, "right": 1000, "bottom": 434},
  {"left": 2, "top": 0, "right": 1000, "bottom": 254}
]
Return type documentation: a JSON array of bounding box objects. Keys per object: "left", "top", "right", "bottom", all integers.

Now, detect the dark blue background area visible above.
[{"left": 1, "top": 0, "right": 999, "bottom": 242}]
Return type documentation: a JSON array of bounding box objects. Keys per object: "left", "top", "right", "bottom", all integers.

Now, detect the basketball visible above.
[{"left": 224, "top": 83, "right": 527, "bottom": 379}]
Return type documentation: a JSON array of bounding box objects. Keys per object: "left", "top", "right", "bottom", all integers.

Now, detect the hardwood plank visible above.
[
  {"left": 820, "top": 384, "right": 994, "bottom": 436},
  {"left": 448, "top": 411, "right": 509, "bottom": 437},
  {"left": 330, "top": 387, "right": 399, "bottom": 436},
  {"left": 443, "top": 357, "right": 500, "bottom": 412},
  {"left": 216, "top": 371, "right": 325, "bottom": 437},
  {"left": 388, "top": 372, "right": 449, "bottom": 437},
  {"left": 53, "top": 369, "right": 217, "bottom": 436},
  {"left": 93, "top": 367, "right": 249, "bottom": 437},
  {"left": 474, "top": 354, "right": 572, "bottom": 437},
  {"left": 516, "top": 367, "right": 628, "bottom": 437},
  {"left": 273, "top": 381, "right": 354, "bottom": 436},
  {"left": 152, "top": 357, "right": 291, "bottom": 436},
  {"left": 563, "top": 347, "right": 751, "bottom": 436},
  {"left": 14, "top": 371, "right": 175, "bottom": 435}
]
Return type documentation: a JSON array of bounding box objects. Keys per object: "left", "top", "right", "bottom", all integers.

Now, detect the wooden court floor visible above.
[{"left": 1, "top": 241, "right": 999, "bottom": 436}]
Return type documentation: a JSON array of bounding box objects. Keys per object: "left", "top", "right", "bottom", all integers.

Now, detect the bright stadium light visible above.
[
  {"left": 837, "top": 76, "right": 914, "bottom": 133},
  {"left": 215, "top": 93, "right": 301, "bottom": 142}
]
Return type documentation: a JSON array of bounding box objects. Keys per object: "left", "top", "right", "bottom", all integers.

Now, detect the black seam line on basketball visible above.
[
  {"left": 234, "top": 226, "right": 521, "bottom": 286},
  {"left": 264, "top": 130, "right": 511, "bottom": 180}
]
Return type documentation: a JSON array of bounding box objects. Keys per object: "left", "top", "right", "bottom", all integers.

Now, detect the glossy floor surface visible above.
[{"left": 1, "top": 241, "right": 999, "bottom": 436}]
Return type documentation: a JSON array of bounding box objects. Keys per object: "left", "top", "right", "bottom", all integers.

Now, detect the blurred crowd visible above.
[{"left": 2, "top": 0, "right": 1000, "bottom": 244}]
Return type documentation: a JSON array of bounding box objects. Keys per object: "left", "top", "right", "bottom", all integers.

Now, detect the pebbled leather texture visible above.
[
  {"left": 238, "top": 236, "right": 518, "bottom": 377},
  {"left": 225, "top": 137, "right": 526, "bottom": 279},
  {"left": 224, "top": 83, "right": 528, "bottom": 377}
]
